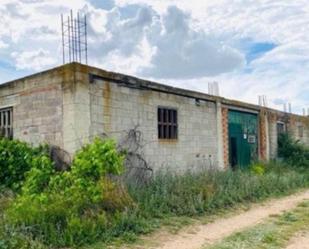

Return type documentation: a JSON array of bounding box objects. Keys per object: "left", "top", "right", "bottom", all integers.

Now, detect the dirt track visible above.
[
  {"left": 285, "top": 232, "right": 309, "bottom": 249},
  {"left": 143, "top": 190, "right": 309, "bottom": 249}
]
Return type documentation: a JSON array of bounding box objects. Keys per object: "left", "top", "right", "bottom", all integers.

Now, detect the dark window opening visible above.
[
  {"left": 277, "top": 122, "right": 285, "bottom": 135},
  {"left": 298, "top": 126, "right": 304, "bottom": 138},
  {"left": 158, "top": 107, "right": 177, "bottom": 139},
  {"left": 0, "top": 107, "right": 13, "bottom": 139}
]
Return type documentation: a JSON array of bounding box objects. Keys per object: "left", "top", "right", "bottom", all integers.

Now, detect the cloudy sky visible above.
[{"left": 0, "top": 0, "right": 309, "bottom": 114}]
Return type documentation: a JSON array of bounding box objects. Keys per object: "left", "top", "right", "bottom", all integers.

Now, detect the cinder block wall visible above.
[
  {"left": 1, "top": 63, "right": 308, "bottom": 171},
  {"left": 267, "top": 110, "right": 309, "bottom": 159},
  {"left": 63, "top": 64, "right": 309, "bottom": 170},
  {"left": 88, "top": 79, "right": 219, "bottom": 172},
  {"left": 55, "top": 64, "right": 220, "bottom": 172},
  {"left": 0, "top": 69, "right": 64, "bottom": 147}
]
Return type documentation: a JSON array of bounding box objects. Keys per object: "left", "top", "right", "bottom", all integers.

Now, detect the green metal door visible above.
[{"left": 228, "top": 110, "right": 258, "bottom": 169}]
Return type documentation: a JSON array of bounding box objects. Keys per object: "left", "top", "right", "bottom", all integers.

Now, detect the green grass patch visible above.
[
  {"left": 127, "top": 163, "right": 309, "bottom": 218},
  {"left": 0, "top": 137, "right": 309, "bottom": 248},
  {"left": 205, "top": 200, "right": 309, "bottom": 249},
  {"left": 2, "top": 162, "right": 309, "bottom": 249},
  {"left": 0, "top": 190, "right": 48, "bottom": 249},
  {"left": 80, "top": 162, "right": 309, "bottom": 249}
]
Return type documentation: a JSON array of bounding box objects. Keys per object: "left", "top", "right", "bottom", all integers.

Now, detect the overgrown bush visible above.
[
  {"left": 0, "top": 138, "right": 49, "bottom": 191},
  {"left": 278, "top": 133, "right": 309, "bottom": 168},
  {"left": 7, "top": 138, "right": 131, "bottom": 247}
]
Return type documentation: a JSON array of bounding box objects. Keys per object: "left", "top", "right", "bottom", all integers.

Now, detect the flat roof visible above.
[{"left": 0, "top": 62, "right": 307, "bottom": 119}]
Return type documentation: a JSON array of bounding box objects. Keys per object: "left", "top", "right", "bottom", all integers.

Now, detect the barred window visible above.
[
  {"left": 158, "top": 107, "right": 178, "bottom": 139},
  {"left": 0, "top": 108, "right": 13, "bottom": 139}
]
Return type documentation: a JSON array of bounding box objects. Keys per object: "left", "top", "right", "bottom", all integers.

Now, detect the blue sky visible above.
[
  {"left": 244, "top": 42, "right": 277, "bottom": 63},
  {"left": 0, "top": 0, "right": 308, "bottom": 114}
]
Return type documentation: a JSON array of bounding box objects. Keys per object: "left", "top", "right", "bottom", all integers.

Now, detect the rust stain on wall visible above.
[
  {"left": 140, "top": 90, "right": 151, "bottom": 105},
  {"left": 158, "top": 139, "right": 178, "bottom": 145}
]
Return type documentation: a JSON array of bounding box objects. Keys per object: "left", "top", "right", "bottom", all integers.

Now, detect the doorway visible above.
[{"left": 228, "top": 110, "right": 258, "bottom": 169}]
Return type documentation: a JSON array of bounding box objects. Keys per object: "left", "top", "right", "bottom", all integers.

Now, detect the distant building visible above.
[{"left": 0, "top": 63, "right": 308, "bottom": 171}]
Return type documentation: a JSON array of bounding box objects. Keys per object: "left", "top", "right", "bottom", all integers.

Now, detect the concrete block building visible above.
[{"left": 0, "top": 63, "right": 308, "bottom": 171}]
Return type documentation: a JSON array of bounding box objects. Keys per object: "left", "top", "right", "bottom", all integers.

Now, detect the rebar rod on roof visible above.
[
  {"left": 61, "top": 10, "right": 88, "bottom": 64},
  {"left": 61, "top": 14, "right": 65, "bottom": 64}
]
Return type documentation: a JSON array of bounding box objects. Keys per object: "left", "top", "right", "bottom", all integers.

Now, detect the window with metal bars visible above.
[
  {"left": 0, "top": 107, "right": 13, "bottom": 139},
  {"left": 158, "top": 107, "right": 178, "bottom": 139}
]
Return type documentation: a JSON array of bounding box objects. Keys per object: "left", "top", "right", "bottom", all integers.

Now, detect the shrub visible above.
[
  {"left": 21, "top": 155, "right": 55, "bottom": 196},
  {"left": 0, "top": 138, "right": 49, "bottom": 191},
  {"left": 278, "top": 133, "right": 309, "bottom": 168},
  {"left": 72, "top": 138, "right": 124, "bottom": 178},
  {"left": 7, "top": 138, "right": 129, "bottom": 247},
  {"left": 250, "top": 162, "right": 266, "bottom": 175},
  {"left": 100, "top": 178, "right": 135, "bottom": 211}
]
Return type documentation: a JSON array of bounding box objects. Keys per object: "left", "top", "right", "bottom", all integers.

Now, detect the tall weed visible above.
[{"left": 128, "top": 163, "right": 309, "bottom": 218}]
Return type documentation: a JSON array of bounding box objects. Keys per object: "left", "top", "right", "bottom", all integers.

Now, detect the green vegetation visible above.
[
  {"left": 0, "top": 136, "right": 308, "bottom": 248},
  {"left": 0, "top": 188, "right": 46, "bottom": 249},
  {"left": 206, "top": 200, "right": 309, "bottom": 249},
  {"left": 5, "top": 138, "right": 131, "bottom": 247},
  {"left": 128, "top": 162, "right": 308, "bottom": 218},
  {"left": 0, "top": 138, "right": 49, "bottom": 191},
  {"left": 278, "top": 133, "right": 309, "bottom": 168}
]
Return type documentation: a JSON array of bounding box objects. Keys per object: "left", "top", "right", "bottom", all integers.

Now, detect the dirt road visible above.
[
  {"left": 286, "top": 232, "right": 309, "bottom": 249},
  {"left": 144, "top": 190, "right": 309, "bottom": 249}
]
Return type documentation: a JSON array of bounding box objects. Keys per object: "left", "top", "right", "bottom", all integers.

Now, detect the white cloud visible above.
[
  {"left": 86, "top": 4, "right": 245, "bottom": 78},
  {"left": 0, "top": 0, "right": 308, "bottom": 114},
  {"left": 140, "top": 6, "right": 245, "bottom": 79},
  {"left": 107, "top": 1, "right": 309, "bottom": 113},
  {"left": 0, "top": 40, "right": 8, "bottom": 49},
  {"left": 11, "top": 49, "right": 57, "bottom": 70},
  {"left": 0, "top": 0, "right": 91, "bottom": 75},
  {"left": 89, "top": 5, "right": 155, "bottom": 57}
]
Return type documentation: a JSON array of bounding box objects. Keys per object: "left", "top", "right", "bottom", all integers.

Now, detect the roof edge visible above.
[{"left": 0, "top": 62, "right": 307, "bottom": 119}]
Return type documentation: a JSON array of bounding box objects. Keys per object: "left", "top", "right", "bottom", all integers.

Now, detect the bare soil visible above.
[
  {"left": 285, "top": 231, "right": 309, "bottom": 249},
  {"left": 130, "top": 190, "right": 309, "bottom": 249}
]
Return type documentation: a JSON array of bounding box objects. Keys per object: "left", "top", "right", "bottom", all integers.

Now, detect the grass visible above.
[
  {"left": 206, "top": 200, "right": 309, "bottom": 249},
  {"left": 84, "top": 201, "right": 260, "bottom": 249},
  {"left": 80, "top": 162, "right": 309, "bottom": 248},
  {"left": 0, "top": 190, "right": 48, "bottom": 249},
  {"left": 0, "top": 162, "right": 309, "bottom": 249},
  {"left": 128, "top": 163, "right": 309, "bottom": 218}
]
